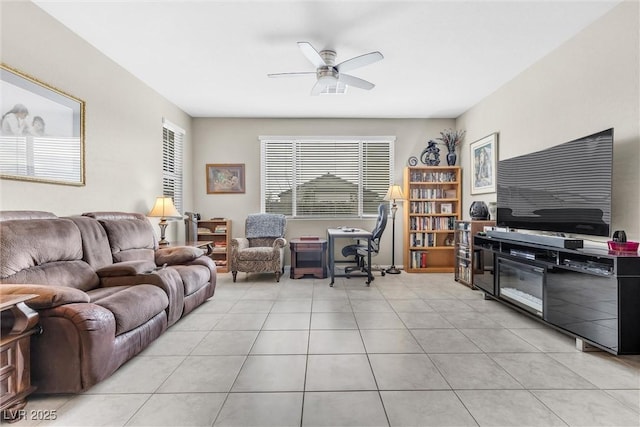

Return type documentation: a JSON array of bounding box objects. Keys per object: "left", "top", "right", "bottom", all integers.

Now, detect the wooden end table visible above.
[
  {"left": 290, "top": 238, "right": 327, "bottom": 279},
  {"left": 1, "top": 294, "right": 39, "bottom": 422}
]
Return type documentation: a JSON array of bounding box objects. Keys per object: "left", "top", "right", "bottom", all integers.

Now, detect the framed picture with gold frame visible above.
[
  {"left": 206, "top": 163, "right": 245, "bottom": 194},
  {"left": 0, "top": 64, "right": 85, "bottom": 186}
]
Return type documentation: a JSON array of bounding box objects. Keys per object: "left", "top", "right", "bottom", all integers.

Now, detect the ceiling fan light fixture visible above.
[{"left": 320, "top": 81, "right": 348, "bottom": 95}]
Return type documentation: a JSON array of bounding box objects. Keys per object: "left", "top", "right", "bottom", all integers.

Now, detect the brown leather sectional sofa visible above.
[{"left": 0, "top": 211, "right": 216, "bottom": 393}]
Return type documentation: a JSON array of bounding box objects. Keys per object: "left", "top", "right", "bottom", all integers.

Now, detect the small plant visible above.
[{"left": 437, "top": 128, "right": 466, "bottom": 153}]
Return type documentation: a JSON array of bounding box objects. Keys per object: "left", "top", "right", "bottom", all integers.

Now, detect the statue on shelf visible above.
[{"left": 420, "top": 140, "right": 440, "bottom": 166}]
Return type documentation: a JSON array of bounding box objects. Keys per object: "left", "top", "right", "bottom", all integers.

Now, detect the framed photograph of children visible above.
[
  {"left": 440, "top": 203, "right": 453, "bottom": 214},
  {"left": 1, "top": 64, "right": 85, "bottom": 186},
  {"left": 206, "top": 163, "right": 245, "bottom": 194},
  {"left": 470, "top": 133, "right": 498, "bottom": 194}
]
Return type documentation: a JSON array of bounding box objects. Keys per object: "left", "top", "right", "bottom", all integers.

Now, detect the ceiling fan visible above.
[{"left": 268, "top": 41, "right": 383, "bottom": 95}]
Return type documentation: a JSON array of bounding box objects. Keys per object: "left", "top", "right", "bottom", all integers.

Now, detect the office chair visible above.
[{"left": 342, "top": 203, "right": 388, "bottom": 278}]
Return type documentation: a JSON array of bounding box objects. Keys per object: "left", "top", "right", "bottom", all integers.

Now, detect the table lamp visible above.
[
  {"left": 384, "top": 184, "right": 405, "bottom": 274},
  {"left": 147, "top": 196, "right": 182, "bottom": 246}
]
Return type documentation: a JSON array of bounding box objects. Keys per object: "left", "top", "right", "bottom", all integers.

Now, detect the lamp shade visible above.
[
  {"left": 383, "top": 185, "right": 405, "bottom": 201},
  {"left": 147, "top": 196, "right": 181, "bottom": 219}
]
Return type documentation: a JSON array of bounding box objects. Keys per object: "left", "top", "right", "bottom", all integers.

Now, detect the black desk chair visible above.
[{"left": 342, "top": 203, "right": 388, "bottom": 278}]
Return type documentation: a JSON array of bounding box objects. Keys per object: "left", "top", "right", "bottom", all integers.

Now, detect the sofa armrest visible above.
[
  {"left": 32, "top": 302, "right": 118, "bottom": 393},
  {"left": 0, "top": 284, "right": 90, "bottom": 309},
  {"left": 273, "top": 237, "right": 287, "bottom": 249},
  {"left": 96, "top": 260, "right": 156, "bottom": 277},
  {"left": 231, "top": 238, "right": 249, "bottom": 251},
  {"left": 155, "top": 246, "right": 205, "bottom": 266}
]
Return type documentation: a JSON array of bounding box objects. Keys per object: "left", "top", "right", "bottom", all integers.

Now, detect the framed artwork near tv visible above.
[
  {"left": 0, "top": 64, "right": 85, "bottom": 186},
  {"left": 206, "top": 163, "right": 245, "bottom": 194},
  {"left": 470, "top": 133, "right": 498, "bottom": 194}
]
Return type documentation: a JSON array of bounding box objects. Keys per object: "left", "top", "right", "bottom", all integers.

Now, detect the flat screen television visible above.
[{"left": 496, "top": 128, "right": 613, "bottom": 237}]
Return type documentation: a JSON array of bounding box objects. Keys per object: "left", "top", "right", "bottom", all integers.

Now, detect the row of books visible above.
[
  {"left": 410, "top": 216, "right": 455, "bottom": 231},
  {"left": 408, "top": 188, "right": 456, "bottom": 199},
  {"left": 409, "top": 201, "right": 442, "bottom": 214},
  {"left": 412, "top": 232, "right": 436, "bottom": 247},
  {"left": 457, "top": 260, "right": 471, "bottom": 283},
  {"left": 409, "top": 251, "right": 429, "bottom": 269},
  {"left": 409, "top": 171, "right": 457, "bottom": 183},
  {"left": 214, "top": 225, "right": 227, "bottom": 233}
]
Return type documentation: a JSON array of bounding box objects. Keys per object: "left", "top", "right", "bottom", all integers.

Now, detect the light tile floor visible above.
[{"left": 12, "top": 271, "right": 640, "bottom": 426}]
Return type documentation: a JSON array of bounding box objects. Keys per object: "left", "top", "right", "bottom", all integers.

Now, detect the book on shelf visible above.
[{"left": 411, "top": 251, "right": 429, "bottom": 268}]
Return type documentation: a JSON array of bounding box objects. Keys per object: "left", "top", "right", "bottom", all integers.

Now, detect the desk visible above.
[
  {"left": 290, "top": 238, "right": 327, "bottom": 279},
  {"left": 326, "top": 228, "right": 373, "bottom": 287}
]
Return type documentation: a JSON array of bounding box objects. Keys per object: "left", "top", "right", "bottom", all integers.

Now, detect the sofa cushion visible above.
[
  {"left": 96, "top": 260, "right": 156, "bottom": 277},
  {"left": 236, "top": 247, "right": 277, "bottom": 262},
  {"left": 0, "top": 218, "right": 83, "bottom": 278},
  {"left": 93, "top": 285, "right": 168, "bottom": 336},
  {"left": 169, "top": 265, "right": 210, "bottom": 296},
  {"left": 0, "top": 260, "right": 100, "bottom": 292},
  {"left": 155, "top": 246, "right": 204, "bottom": 266},
  {"left": 0, "top": 217, "right": 100, "bottom": 291},
  {"left": 87, "top": 286, "right": 131, "bottom": 302},
  {"left": 0, "top": 211, "right": 57, "bottom": 221},
  {"left": 84, "top": 212, "right": 156, "bottom": 263},
  {"left": 67, "top": 215, "right": 114, "bottom": 270}
]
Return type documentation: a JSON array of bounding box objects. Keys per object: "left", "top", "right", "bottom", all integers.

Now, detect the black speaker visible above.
[{"left": 612, "top": 230, "right": 627, "bottom": 242}]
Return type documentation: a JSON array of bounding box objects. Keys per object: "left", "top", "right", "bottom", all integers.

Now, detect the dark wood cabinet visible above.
[
  {"left": 290, "top": 238, "right": 327, "bottom": 279},
  {"left": 1, "top": 294, "right": 39, "bottom": 421}
]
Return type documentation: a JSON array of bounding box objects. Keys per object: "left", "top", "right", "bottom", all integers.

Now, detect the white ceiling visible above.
[{"left": 34, "top": 0, "right": 620, "bottom": 118}]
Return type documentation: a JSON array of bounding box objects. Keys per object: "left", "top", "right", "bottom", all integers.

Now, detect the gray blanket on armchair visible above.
[{"left": 246, "top": 213, "right": 286, "bottom": 238}]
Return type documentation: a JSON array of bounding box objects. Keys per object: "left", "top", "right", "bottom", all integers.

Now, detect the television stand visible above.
[
  {"left": 485, "top": 230, "right": 583, "bottom": 249},
  {"left": 473, "top": 234, "right": 640, "bottom": 355}
]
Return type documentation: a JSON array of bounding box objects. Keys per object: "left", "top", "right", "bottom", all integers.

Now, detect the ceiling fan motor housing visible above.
[{"left": 319, "top": 50, "right": 337, "bottom": 66}]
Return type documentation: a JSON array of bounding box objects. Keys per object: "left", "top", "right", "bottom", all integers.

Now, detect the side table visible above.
[
  {"left": 1, "top": 294, "right": 39, "bottom": 422},
  {"left": 290, "top": 238, "right": 328, "bottom": 279}
]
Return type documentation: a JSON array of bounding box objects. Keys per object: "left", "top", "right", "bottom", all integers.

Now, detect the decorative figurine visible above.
[{"left": 420, "top": 140, "right": 440, "bottom": 166}]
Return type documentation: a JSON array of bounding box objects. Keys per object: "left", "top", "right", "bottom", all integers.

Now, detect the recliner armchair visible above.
[{"left": 230, "top": 213, "right": 287, "bottom": 282}]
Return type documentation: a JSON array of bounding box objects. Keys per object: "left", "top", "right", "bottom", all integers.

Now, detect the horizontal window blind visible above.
[
  {"left": 162, "top": 120, "right": 184, "bottom": 213},
  {"left": 261, "top": 136, "right": 394, "bottom": 218}
]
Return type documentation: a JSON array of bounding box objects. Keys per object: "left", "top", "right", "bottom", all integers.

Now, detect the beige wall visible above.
[
  {"left": 456, "top": 1, "right": 640, "bottom": 242},
  {"left": 192, "top": 118, "right": 455, "bottom": 266},
  {"left": 0, "top": 1, "right": 193, "bottom": 242},
  {"left": 2, "top": 0, "right": 637, "bottom": 259}
]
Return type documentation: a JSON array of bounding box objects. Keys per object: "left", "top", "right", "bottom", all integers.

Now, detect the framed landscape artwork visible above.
[
  {"left": 470, "top": 133, "right": 498, "bottom": 194},
  {"left": 206, "top": 163, "right": 245, "bottom": 194},
  {"left": 0, "top": 64, "right": 85, "bottom": 186}
]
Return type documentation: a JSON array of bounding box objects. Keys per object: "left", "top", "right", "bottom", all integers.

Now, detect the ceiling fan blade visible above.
[
  {"left": 338, "top": 74, "right": 375, "bottom": 90},
  {"left": 336, "top": 51, "right": 383, "bottom": 73},
  {"left": 298, "top": 41, "right": 327, "bottom": 68},
  {"left": 268, "top": 72, "right": 316, "bottom": 78}
]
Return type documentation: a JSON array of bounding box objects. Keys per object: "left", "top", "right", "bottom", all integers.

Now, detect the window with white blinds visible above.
[
  {"left": 260, "top": 136, "right": 394, "bottom": 218},
  {"left": 162, "top": 120, "right": 184, "bottom": 213}
]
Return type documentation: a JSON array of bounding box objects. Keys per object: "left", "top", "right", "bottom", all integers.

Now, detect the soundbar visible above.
[{"left": 486, "top": 230, "right": 583, "bottom": 249}]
